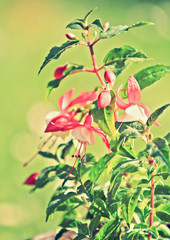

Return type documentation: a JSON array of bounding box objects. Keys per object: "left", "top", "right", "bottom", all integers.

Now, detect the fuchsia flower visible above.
[
  {"left": 24, "top": 173, "right": 40, "bottom": 185},
  {"left": 116, "top": 75, "right": 159, "bottom": 125},
  {"left": 45, "top": 88, "right": 98, "bottom": 133},
  {"left": 67, "top": 114, "right": 111, "bottom": 177},
  {"left": 54, "top": 65, "right": 68, "bottom": 79},
  {"left": 97, "top": 88, "right": 111, "bottom": 109},
  {"left": 65, "top": 33, "right": 76, "bottom": 40},
  {"left": 104, "top": 68, "right": 116, "bottom": 85}
]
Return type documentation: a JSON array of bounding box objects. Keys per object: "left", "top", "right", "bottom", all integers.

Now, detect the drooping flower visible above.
[
  {"left": 116, "top": 75, "right": 159, "bottom": 125},
  {"left": 54, "top": 65, "right": 68, "bottom": 79},
  {"left": 104, "top": 68, "right": 116, "bottom": 86},
  {"left": 65, "top": 33, "right": 76, "bottom": 40},
  {"left": 24, "top": 173, "right": 40, "bottom": 185},
  {"left": 67, "top": 114, "right": 111, "bottom": 177},
  {"left": 45, "top": 88, "right": 98, "bottom": 133},
  {"left": 97, "top": 88, "right": 111, "bottom": 108}
]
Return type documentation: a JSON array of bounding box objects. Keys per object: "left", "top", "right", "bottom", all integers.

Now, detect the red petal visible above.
[
  {"left": 58, "top": 88, "right": 75, "bottom": 112},
  {"left": 68, "top": 90, "right": 98, "bottom": 108},
  {"left": 116, "top": 85, "right": 130, "bottom": 110},
  {"left": 89, "top": 126, "right": 111, "bottom": 152},
  {"left": 24, "top": 173, "right": 40, "bottom": 185},
  {"left": 45, "top": 113, "right": 80, "bottom": 132},
  {"left": 127, "top": 75, "right": 141, "bottom": 104}
]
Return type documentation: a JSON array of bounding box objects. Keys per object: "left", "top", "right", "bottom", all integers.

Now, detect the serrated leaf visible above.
[
  {"left": 89, "top": 153, "right": 115, "bottom": 184},
  {"left": 38, "top": 40, "right": 79, "bottom": 74},
  {"left": 148, "top": 226, "right": 159, "bottom": 238},
  {"left": 45, "top": 65, "right": 84, "bottom": 100},
  {"left": 100, "top": 21, "right": 152, "bottom": 40},
  {"left": 155, "top": 184, "right": 170, "bottom": 195},
  {"left": 134, "top": 64, "right": 170, "bottom": 90},
  {"left": 147, "top": 104, "right": 170, "bottom": 127},
  {"left": 156, "top": 203, "right": 170, "bottom": 222},
  {"left": 89, "top": 19, "right": 104, "bottom": 31},
  {"left": 146, "top": 138, "right": 170, "bottom": 168},
  {"left": 94, "top": 219, "right": 120, "bottom": 240},
  {"left": 103, "top": 45, "right": 148, "bottom": 76}
]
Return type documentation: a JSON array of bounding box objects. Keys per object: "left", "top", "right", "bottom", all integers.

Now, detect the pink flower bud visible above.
[
  {"left": 65, "top": 33, "right": 76, "bottom": 40},
  {"left": 104, "top": 68, "right": 116, "bottom": 85},
  {"left": 54, "top": 65, "right": 68, "bottom": 79},
  {"left": 103, "top": 22, "right": 109, "bottom": 30},
  {"left": 24, "top": 173, "right": 40, "bottom": 186},
  {"left": 97, "top": 89, "right": 111, "bottom": 108}
]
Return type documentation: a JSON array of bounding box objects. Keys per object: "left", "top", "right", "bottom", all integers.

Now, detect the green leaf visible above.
[
  {"left": 104, "top": 91, "right": 116, "bottom": 139},
  {"left": 146, "top": 138, "right": 170, "bottom": 168},
  {"left": 46, "top": 191, "right": 80, "bottom": 221},
  {"left": 103, "top": 45, "right": 148, "bottom": 76},
  {"left": 84, "top": 8, "right": 97, "bottom": 24},
  {"left": 135, "top": 206, "right": 145, "bottom": 223},
  {"left": 39, "top": 151, "right": 59, "bottom": 162},
  {"left": 158, "top": 225, "right": 170, "bottom": 238},
  {"left": 89, "top": 153, "right": 115, "bottom": 184},
  {"left": 60, "top": 140, "right": 73, "bottom": 159},
  {"left": 77, "top": 180, "right": 94, "bottom": 202},
  {"left": 107, "top": 173, "right": 122, "bottom": 204},
  {"left": 89, "top": 214, "right": 101, "bottom": 236},
  {"left": 55, "top": 229, "right": 68, "bottom": 240},
  {"left": 89, "top": 19, "right": 104, "bottom": 31},
  {"left": 94, "top": 219, "right": 120, "bottom": 240},
  {"left": 148, "top": 226, "right": 159, "bottom": 238},
  {"left": 89, "top": 198, "right": 110, "bottom": 218},
  {"left": 45, "top": 64, "right": 84, "bottom": 99},
  {"left": 134, "top": 64, "right": 170, "bottom": 90},
  {"left": 38, "top": 40, "right": 79, "bottom": 74},
  {"left": 164, "top": 132, "right": 170, "bottom": 145},
  {"left": 156, "top": 203, "right": 170, "bottom": 222},
  {"left": 147, "top": 104, "right": 170, "bottom": 127},
  {"left": 90, "top": 91, "right": 116, "bottom": 139},
  {"left": 100, "top": 21, "right": 152, "bottom": 39},
  {"left": 122, "top": 188, "right": 142, "bottom": 227},
  {"left": 123, "top": 231, "right": 145, "bottom": 240},
  {"left": 155, "top": 185, "right": 170, "bottom": 195},
  {"left": 66, "top": 20, "right": 85, "bottom": 30},
  {"left": 134, "top": 223, "right": 147, "bottom": 229}
]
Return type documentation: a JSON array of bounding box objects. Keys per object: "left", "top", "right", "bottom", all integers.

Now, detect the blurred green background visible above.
[{"left": 0, "top": 0, "right": 169, "bottom": 239}]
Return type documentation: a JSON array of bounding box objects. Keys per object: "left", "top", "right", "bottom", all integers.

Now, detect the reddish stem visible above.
[
  {"left": 148, "top": 157, "right": 155, "bottom": 240},
  {"left": 87, "top": 28, "right": 105, "bottom": 87}
]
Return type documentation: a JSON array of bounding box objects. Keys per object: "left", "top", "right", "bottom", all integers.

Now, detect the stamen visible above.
[
  {"left": 116, "top": 122, "right": 123, "bottom": 135},
  {"left": 23, "top": 135, "right": 53, "bottom": 167},
  {"left": 132, "top": 139, "right": 135, "bottom": 150},
  {"left": 122, "top": 136, "right": 126, "bottom": 146}
]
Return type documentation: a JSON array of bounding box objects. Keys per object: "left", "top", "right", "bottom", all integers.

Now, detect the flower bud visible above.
[
  {"left": 97, "top": 89, "right": 111, "bottom": 108},
  {"left": 54, "top": 65, "right": 68, "bottom": 79},
  {"left": 24, "top": 173, "right": 40, "bottom": 186},
  {"left": 103, "top": 22, "right": 109, "bottom": 31},
  {"left": 65, "top": 33, "right": 76, "bottom": 40},
  {"left": 104, "top": 68, "right": 116, "bottom": 85}
]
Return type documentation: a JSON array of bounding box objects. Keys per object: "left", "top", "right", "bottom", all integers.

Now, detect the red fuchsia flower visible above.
[
  {"left": 67, "top": 114, "right": 111, "bottom": 177},
  {"left": 24, "top": 173, "right": 40, "bottom": 186},
  {"left": 97, "top": 88, "right": 111, "bottom": 108},
  {"left": 104, "top": 68, "right": 116, "bottom": 86},
  {"left": 65, "top": 33, "right": 76, "bottom": 40},
  {"left": 54, "top": 64, "right": 68, "bottom": 79},
  {"left": 116, "top": 75, "right": 159, "bottom": 125},
  {"left": 45, "top": 88, "right": 98, "bottom": 133}
]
